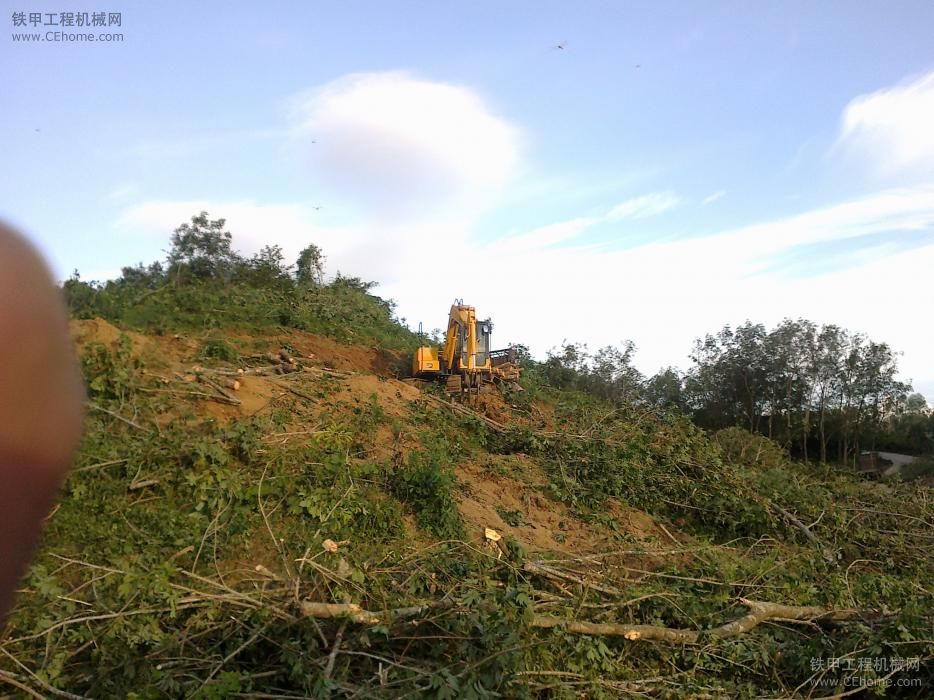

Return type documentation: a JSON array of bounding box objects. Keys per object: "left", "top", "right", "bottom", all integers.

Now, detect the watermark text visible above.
[{"left": 10, "top": 10, "right": 124, "bottom": 42}]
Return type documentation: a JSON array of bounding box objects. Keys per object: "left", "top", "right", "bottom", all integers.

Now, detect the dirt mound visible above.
[
  {"left": 281, "top": 330, "right": 401, "bottom": 376},
  {"left": 198, "top": 374, "right": 284, "bottom": 423},
  {"left": 455, "top": 461, "right": 678, "bottom": 556},
  {"left": 195, "top": 371, "right": 425, "bottom": 428},
  {"left": 70, "top": 320, "right": 679, "bottom": 559},
  {"left": 70, "top": 318, "right": 152, "bottom": 356},
  {"left": 473, "top": 392, "right": 513, "bottom": 425},
  {"left": 70, "top": 318, "right": 198, "bottom": 367},
  {"left": 333, "top": 375, "right": 422, "bottom": 418}
]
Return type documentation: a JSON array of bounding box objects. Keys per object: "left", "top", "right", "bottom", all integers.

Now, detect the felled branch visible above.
[
  {"left": 86, "top": 402, "right": 150, "bottom": 432},
  {"left": 531, "top": 598, "right": 872, "bottom": 643},
  {"left": 770, "top": 502, "right": 837, "bottom": 565},
  {"left": 138, "top": 387, "right": 241, "bottom": 406},
  {"left": 523, "top": 561, "right": 622, "bottom": 597},
  {"left": 298, "top": 597, "right": 881, "bottom": 645},
  {"left": 300, "top": 599, "right": 455, "bottom": 626},
  {"left": 128, "top": 478, "right": 159, "bottom": 491},
  {"left": 423, "top": 395, "right": 507, "bottom": 432}
]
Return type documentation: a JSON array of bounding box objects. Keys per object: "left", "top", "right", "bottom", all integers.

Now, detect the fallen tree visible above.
[{"left": 299, "top": 596, "right": 883, "bottom": 644}]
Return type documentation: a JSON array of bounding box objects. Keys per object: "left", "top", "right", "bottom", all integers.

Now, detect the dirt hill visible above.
[{"left": 69, "top": 318, "right": 685, "bottom": 558}]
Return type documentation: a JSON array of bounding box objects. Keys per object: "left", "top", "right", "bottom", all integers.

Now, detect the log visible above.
[
  {"left": 531, "top": 598, "right": 870, "bottom": 642},
  {"left": 194, "top": 373, "right": 241, "bottom": 404},
  {"left": 300, "top": 599, "right": 454, "bottom": 626},
  {"left": 298, "top": 596, "right": 877, "bottom": 644}
]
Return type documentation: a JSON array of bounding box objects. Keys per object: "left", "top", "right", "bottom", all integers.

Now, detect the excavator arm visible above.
[{"left": 441, "top": 304, "right": 475, "bottom": 372}]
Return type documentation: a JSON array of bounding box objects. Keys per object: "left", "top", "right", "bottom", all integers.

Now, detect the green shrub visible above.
[
  {"left": 199, "top": 336, "right": 239, "bottom": 362},
  {"left": 714, "top": 426, "right": 789, "bottom": 470},
  {"left": 488, "top": 426, "right": 539, "bottom": 455},
  {"left": 389, "top": 449, "right": 464, "bottom": 539},
  {"left": 81, "top": 335, "right": 142, "bottom": 402},
  {"left": 897, "top": 455, "right": 934, "bottom": 481}
]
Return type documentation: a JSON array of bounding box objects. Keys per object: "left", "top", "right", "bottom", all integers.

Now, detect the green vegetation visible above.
[
  {"left": 63, "top": 212, "right": 422, "bottom": 352},
  {"left": 529, "top": 320, "right": 933, "bottom": 471},
  {"left": 495, "top": 505, "right": 525, "bottom": 527},
  {"left": 1, "top": 215, "right": 931, "bottom": 697},
  {"left": 682, "top": 320, "right": 919, "bottom": 464},
  {"left": 389, "top": 447, "right": 464, "bottom": 539},
  {"left": 199, "top": 336, "right": 240, "bottom": 363}
]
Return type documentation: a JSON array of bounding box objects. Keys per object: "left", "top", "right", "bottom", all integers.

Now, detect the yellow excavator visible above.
[{"left": 412, "top": 301, "right": 520, "bottom": 394}]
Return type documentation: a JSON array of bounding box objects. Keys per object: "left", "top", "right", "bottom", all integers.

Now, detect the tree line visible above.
[{"left": 529, "top": 319, "right": 931, "bottom": 464}]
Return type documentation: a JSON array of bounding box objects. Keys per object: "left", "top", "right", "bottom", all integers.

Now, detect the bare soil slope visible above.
[{"left": 70, "top": 318, "right": 682, "bottom": 556}]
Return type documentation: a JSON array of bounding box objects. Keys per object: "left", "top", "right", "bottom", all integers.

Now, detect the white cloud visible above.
[
  {"left": 839, "top": 70, "right": 934, "bottom": 176},
  {"left": 702, "top": 190, "right": 726, "bottom": 205},
  {"left": 698, "top": 185, "right": 934, "bottom": 269},
  {"left": 496, "top": 192, "right": 680, "bottom": 253},
  {"left": 115, "top": 188, "right": 685, "bottom": 290},
  {"left": 377, "top": 185, "right": 934, "bottom": 395},
  {"left": 289, "top": 72, "right": 520, "bottom": 219},
  {"left": 606, "top": 192, "right": 679, "bottom": 220},
  {"left": 104, "top": 184, "right": 139, "bottom": 201},
  {"left": 115, "top": 198, "right": 466, "bottom": 286},
  {"left": 495, "top": 216, "right": 600, "bottom": 254}
]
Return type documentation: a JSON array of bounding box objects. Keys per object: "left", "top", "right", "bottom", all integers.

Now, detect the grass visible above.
[{"left": 65, "top": 275, "right": 424, "bottom": 355}]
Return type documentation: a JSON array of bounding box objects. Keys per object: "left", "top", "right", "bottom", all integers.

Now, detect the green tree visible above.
[
  {"left": 644, "top": 367, "right": 684, "bottom": 410},
  {"left": 588, "top": 342, "right": 643, "bottom": 403},
  {"left": 295, "top": 244, "right": 325, "bottom": 286},
  {"left": 904, "top": 392, "right": 929, "bottom": 413},
  {"left": 684, "top": 319, "right": 910, "bottom": 466},
  {"left": 167, "top": 212, "right": 239, "bottom": 284},
  {"left": 244, "top": 245, "right": 291, "bottom": 288},
  {"left": 684, "top": 322, "right": 769, "bottom": 431},
  {"left": 811, "top": 324, "right": 845, "bottom": 463}
]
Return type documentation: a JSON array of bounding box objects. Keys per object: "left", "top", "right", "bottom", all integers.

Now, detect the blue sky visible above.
[{"left": 3, "top": 1, "right": 934, "bottom": 398}]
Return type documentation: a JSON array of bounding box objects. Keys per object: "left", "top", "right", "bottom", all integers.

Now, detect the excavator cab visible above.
[{"left": 472, "top": 320, "right": 491, "bottom": 368}]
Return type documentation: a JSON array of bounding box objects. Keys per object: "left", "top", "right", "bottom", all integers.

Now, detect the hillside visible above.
[{"left": 0, "top": 303, "right": 931, "bottom": 698}]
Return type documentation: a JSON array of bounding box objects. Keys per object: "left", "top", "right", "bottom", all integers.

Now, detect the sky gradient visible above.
[{"left": 3, "top": 1, "right": 934, "bottom": 398}]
